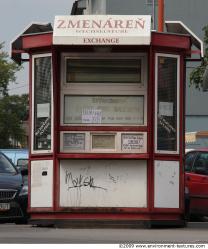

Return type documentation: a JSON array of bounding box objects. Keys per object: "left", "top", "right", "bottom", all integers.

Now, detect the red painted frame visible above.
[
  {"left": 28, "top": 50, "right": 55, "bottom": 213},
  {"left": 23, "top": 31, "right": 191, "bottom": 222},
  {"left": 22, "top": 33, "right": 52, "bottom": 50},
  {"left": 151, "top": 51, "right": 185, "bottom": 215}
]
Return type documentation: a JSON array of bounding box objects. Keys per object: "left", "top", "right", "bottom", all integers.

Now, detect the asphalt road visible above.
[{"left": 0, "top": 223, "right": 208, "bottom": 244}]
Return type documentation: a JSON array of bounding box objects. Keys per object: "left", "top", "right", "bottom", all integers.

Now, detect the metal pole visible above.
[
  {"left": 158, "top": 0, "right": 164, "bottom": 32},
  {"left": 152, "top": 0, "right": 156, "bottom": 30}
]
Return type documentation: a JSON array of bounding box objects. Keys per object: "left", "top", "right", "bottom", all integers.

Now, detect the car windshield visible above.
[{"left": 0, "top": 154, "right": 16, "bottom": 174}]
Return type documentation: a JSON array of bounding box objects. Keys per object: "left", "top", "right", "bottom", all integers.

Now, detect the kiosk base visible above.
[{"left": 29, "top": 213, "right": 186, "bottom": 228}]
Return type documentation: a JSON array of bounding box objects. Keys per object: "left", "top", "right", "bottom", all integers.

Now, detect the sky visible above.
[{"left": 0, "top": 0, "right": 74, "bottom": 95}]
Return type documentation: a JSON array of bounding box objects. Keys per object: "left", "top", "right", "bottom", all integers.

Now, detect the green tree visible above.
[
  {"left": 0, "top": 42, "right": 21, "bottom": 96},
  {"left": 0, "top": 42, "right": 26, "bottom": 148},
  {"left": 190, "top": 26, "right": 208, "bottom": 89},
  {"left": 0, "top": 94, "right": 29, "bottom": 148}
]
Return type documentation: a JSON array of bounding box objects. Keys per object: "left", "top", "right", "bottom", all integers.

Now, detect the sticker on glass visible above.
[{"left": 82, "top": 109, "right": 102, "bottom": 124}]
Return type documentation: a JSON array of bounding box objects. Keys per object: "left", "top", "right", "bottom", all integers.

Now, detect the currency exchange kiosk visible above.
[{"left": 11, "top": 15, "right": 203, "bottom": 226}]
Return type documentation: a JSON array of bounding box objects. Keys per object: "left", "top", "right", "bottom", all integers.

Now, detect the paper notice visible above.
[
  {"left": 82, "top": 109, "right": 102, "bottom": 123},
  {"left": 122, "top": 134, "right": 144, "bottom": 150},
  {"left": 37, "top": 103, "right": 50, "bottom": 118},
  {"left": 159, "top": 102, "right": 173, "bottom": 117}
]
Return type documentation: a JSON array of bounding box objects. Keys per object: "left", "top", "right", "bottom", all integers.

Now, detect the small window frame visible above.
[
  {"left": 60, "top": 131, "right": 147, "bottom": 154},
  {"left": 64, "top": 57, "right": 143, "bottom": 84},
  {"left": 31, "top": 53, "right": 53, "bottom": 154},
  {"left": 154, "top": 53, "right": 180, "bottom": 154}
]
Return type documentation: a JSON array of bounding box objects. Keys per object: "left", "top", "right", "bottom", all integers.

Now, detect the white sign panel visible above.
[
  {"left": 37, "top": 103, "right": 50, "bottom": 118},
  {"left": 122, "top": 134, "right": 144, "bottom": 151},
  {"left": 53, "top": 15, "right": 151, "bottom": 45},
  {"left": 31, "top": 160, "right": 53, "bottom": 208},
  {"left": 63, "top": 133, "right": 85, "bottom": 150},
  {"left": 154, "top": 160, "right": 179, "bottom": 208},
  {"left": 60, "top": 159, "right": 147, "bottom": 207}
]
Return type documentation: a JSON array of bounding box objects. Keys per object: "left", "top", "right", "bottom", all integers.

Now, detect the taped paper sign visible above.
[
  {"left": 82, "top": 109, "right": 102, "bottom": 124},
  {"left": 37, "top": 103, "right": 50, "bottom": 118},
  {"left": 122, "top": 134, "right": 144, "bottom": 151},
  {"left": 63, "top": 133, "right": 85, "bottom": 150},
  {"left": 159, "top": 102, "right": 173, "bottom": 117}
]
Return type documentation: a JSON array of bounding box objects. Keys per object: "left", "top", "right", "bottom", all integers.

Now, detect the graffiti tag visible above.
[{"left": 65, "top": 170, "right": 107, "bottom": 191}]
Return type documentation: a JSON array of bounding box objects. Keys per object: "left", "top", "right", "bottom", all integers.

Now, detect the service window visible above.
[
  {"left": 61, "top": 53, "right": 147, "bottom": 126},
  {"left": 60, "top": 53, "right": 147, "bottom": 153},
  {"left": 155, "top": 53, "right": 180, "bottom": 154},
  {"left": 65, "top": 58, "right": 142, "bottom": 83},
  {"left": 63, "top": 95, "right": 144, "bottom": 125},
  {"left": 32, "top": 54, "right": 53, "bottom": 154}
]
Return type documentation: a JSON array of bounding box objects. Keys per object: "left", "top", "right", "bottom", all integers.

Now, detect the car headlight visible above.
[{"left": 19, "top": 185, "right": 28, "bottom": 196}]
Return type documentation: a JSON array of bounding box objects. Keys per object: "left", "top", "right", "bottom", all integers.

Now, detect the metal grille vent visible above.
[{"left": 0, "top": 190, "right": 17, "bottom": 200}]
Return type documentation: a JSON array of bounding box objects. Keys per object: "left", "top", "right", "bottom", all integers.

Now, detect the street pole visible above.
[
  {"left": 152, "top": 0, "right": 156, "bottom": 30},
  {"left": 158, "top": 0, "right": 164, "bottom": 32}
]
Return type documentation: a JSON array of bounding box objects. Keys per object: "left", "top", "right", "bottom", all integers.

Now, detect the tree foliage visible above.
[
  {"left": 0, "top": 94, "right": 29, "bottom": 148},
  {"left": 0, "top": 43, "right": 28, "bottom": 148},
  {"left": 0, "top": 42, "right": 21, "bottom": 96},
  {"left": 190, "top": 26, "right": 208, "bottom": 90}
]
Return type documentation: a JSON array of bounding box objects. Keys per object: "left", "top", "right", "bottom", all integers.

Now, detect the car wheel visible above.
[
  {"left": 15, "top": 218, "right": 28, "bottom": 225},
  {"left": 189, "top": 214, "right": 205, "bottom": 222},
  {"left": 184, "top": 196, "right": 190, "bottom": 221}
]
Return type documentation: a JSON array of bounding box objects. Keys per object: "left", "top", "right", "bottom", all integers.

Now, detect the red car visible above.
[{"left": 185, "top": 149, "right": 208, "bottom": 219}]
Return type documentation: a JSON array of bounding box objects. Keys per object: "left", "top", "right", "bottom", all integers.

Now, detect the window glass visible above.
[
  {"left": 156, "top": 56, "right": 178, "bottom": 152},
  {"left": 0, "top": 154, "right": 16, "bottom": 174},
  {"left": 92, "top": 134, "right": 115, "bottom": 149},
  {"left": 193, "top": 153, "right": 208, "bottom": 175},
  {"left": 185, "top": 152, "right": 196, "bottom": 172},
  {"left": 66, "top": 59, "right": 141, "bottom": 83},
  {"left": 33, "top": 56, "right": 52, "bottom": 151},
  {"left": 64, "top": 95, "right": 144, "bottom": 125}
]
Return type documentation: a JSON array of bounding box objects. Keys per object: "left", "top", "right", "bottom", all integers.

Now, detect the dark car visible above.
[
  {"left": 16, "top": 158, "right": 28, "bottom": 173},
  {"left": 185, "top": 149, "right": 208, "bottom": 219},
  {"left": 0, "top": 152, "right": 28, "bottom": 223}
]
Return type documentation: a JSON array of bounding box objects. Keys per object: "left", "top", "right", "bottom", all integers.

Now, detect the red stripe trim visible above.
[{"left": 57, "top": 153, "right": 149, "bottom": 159}]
